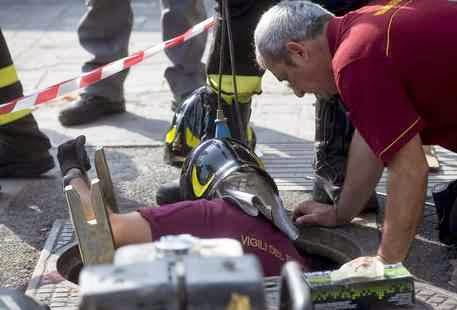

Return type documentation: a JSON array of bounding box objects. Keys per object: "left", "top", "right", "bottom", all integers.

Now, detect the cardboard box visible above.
[{"left": 304, "top": 263, "right": 414, "bottom": 309}]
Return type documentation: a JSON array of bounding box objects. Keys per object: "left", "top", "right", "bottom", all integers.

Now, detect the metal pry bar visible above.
[
  {"left": 64, "top": 179, "right": 115, "bottom": 265},
  {"left": 94, "top": 147, "right": 119, "bottom": 213}
]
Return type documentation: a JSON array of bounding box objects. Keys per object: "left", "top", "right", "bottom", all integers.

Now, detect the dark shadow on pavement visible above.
[{"left": 43, "top": 111, "right": 172, "bottom": 147}]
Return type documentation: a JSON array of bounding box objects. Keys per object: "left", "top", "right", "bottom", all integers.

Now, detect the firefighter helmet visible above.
[
  {"left": 180, "top": 138, "right": 299, "bottom": 240},
  {"left": 180, "top": 138, "right": 269, "bottom": 199}
]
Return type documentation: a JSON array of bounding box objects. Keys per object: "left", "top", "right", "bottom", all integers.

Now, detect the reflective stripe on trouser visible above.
[
  {"left": 208, "top": 74, "right": 262, "bottom": 104},
  {"left": 78, "top": 0, "right": 133, "bottom": 102},
  {"left": 0, "top": 28, "right": 30, "bottom": 125},
  {"left": 161, "top": 0, "right": 207, "bottom": 101},
  {"left": 207, "top": 74, "right": 258, "bottom": 148}
]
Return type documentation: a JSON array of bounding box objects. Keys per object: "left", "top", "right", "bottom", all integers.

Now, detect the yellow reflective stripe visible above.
[
  {"left": 0, "top": 109, "right": 32, "bottom": 125},
  {"left": 192, "top": 166, "right": 214, "bottom": 197},
  {"left": 226, "top": 293, "right": 252, "bottom": 310},
  {"left": 166, "top": 126, "right": 200, "bottom": 148},
  {"left": 374, "top": 0, "right": 404, "bottom": 16},
  {"left": 384, "top": 0, "right": 413, "bottom": 57},
  {"left": 185, "top": 127, "right": 200, "bottom": 148},
  {"left": 0, "top": 64, "right": 19, "bottom": 88},
  {"left": 378, "top": 117, "right": 421, "bottom": 158},
  {"left": 208, "top": 75, "right": 262, "bottom": 104},
  {"left": 247, "top": 126, "right": 253, "bottom": 142},
  {"left": 165, "top": 126, "right": 177, "bottom": 144}
]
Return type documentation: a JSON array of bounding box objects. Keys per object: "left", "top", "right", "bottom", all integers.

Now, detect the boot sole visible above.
[
  {"left": 0, "top": 157, "right": 55, "bottom": 177},
  {"left": 59, "top": 109, "right": 125, "bottom": 127},
  {"left": 163, "top": 154, "right": 185, "bottom": 168}
]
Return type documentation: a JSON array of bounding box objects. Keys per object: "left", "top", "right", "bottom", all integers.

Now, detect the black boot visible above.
[
  {"left": 0, "top": 114, "right": 54, "bottom": 177},
  {"left": 156, "top": 179, "right": 182, "bottom": 205},
  {"left": 432, "top": 180, "right": 457, "bottom": 245},
  {"left": 312, "top": 95, "right": 379, "bottom": 210},
  {"left": 58, "top": 95, "right": 125, "bottom": 127},
  {"left": 163, "top": 86, "right": 256, "bottom": 167}
]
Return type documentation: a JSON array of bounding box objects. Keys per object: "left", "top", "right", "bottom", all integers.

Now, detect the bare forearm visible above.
[
  {"left": 66, "top": 169, "right": 152, "bottom": 248},
  {"left": 336, "top": 130, "right": 383, "bottom": 224},
  {"left": 378, "top": 136, "right": 428, "bottom": 263}
]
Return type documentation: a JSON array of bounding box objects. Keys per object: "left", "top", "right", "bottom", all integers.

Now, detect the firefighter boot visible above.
[
  {"left": 58, "top": 95, "right": 125, "bottom": 127},
  {"left": 312, "top": 95, "right": 378, "bottom": 211},
  {"left": 156, "top": 179, "right": 182, "bottom": 205},
  {"left": 163, "top": 86, "right": 256, "bottom": 167},
  {"left": 0, "top": 114, "right": 54, "bottom": 177}
]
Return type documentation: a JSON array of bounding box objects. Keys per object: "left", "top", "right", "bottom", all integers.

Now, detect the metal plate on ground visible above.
[
  {"left": 28, "top": 220, "right": 457, "bottom": 309},
  {"left": 26, "top": 220, "right": 79, "bottom": 310},
  {"left": 259, "top": 144, "right": 457, "bottom": 196}
]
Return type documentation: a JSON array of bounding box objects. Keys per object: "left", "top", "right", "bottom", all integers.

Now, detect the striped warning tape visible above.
[{"left": 0, "top": 17, "right": 215, "bottom": 116}]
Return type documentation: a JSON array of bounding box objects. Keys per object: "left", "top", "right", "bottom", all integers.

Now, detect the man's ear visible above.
[{"left": 286, "top": 41, "right": 309, "bottom": 62}]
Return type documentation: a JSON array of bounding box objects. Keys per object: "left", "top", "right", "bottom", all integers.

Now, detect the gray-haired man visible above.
[
  {"left": 58, "top": 0, "right": 207, "bottom": 126},
  {"left": 254, "top": 0, "right": 457, "bottom": 263}
]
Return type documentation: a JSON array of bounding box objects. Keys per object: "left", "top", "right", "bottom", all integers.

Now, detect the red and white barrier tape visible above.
[{"left": 0, "top": 17, "right": 215, "bottom": 116}]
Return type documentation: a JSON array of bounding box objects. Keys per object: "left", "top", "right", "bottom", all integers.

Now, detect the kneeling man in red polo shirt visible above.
[
  {"left": 254, "top": 0, "right": 457, "bottom": 264},
  {"left": 57, "top": 136, "right": 307, "bottom": 276}
]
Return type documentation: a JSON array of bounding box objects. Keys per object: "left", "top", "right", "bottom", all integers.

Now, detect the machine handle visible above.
[{"left": 279, "top": 261, "right": 312, "bottom": 310}]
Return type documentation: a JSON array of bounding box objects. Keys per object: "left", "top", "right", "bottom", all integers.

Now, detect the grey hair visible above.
[{"left": 254, "top": 0, "right": 334, "bottom": 68}]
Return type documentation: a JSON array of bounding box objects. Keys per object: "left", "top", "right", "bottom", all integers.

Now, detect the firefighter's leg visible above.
[
  {"left": 312, "top": 95, "right": 353, "bottom": 203},
  {"left": 313, "top": 95, "right": 378, "bottom": 210},
  {"left": 160, "top": 1, "right": 275, "bottom": 203},
  {"left": 58, "top": 0, "right": 132, "bottom": 126},
  {"left": 206, "top": 0, "right": 276, "bottom": 147},
  {"left": 163, "top": 0, "right": 274, "bottom": 167},
  {"left": 0, "top": 29, "right": 54, "bottom": 177},
  {"left": 161, "top": 0, "right": 207, "bottom": 111}
]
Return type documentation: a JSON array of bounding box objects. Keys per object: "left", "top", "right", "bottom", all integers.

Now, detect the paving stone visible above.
[
  {"left": 438, "top": 302, "right": 457, "bottom": 310},
  {"left": 428, "top": 296, "right": 448, "bottom": 306},
  {"left": 417, "top": 291, "right": 436, "bottom": 300}
]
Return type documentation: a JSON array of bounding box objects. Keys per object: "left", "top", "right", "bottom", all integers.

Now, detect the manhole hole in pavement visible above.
[
  {"left": 56, "top": 245, "right": 82, "bottom": 285},
  {"left": 27, "top": 220, "right": 457, "bottom": 309}
]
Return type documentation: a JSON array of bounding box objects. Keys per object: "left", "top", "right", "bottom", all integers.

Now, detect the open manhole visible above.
[
  {"left": 56, "top": 243, "right": 341, "bottom": 285},
  {"left": 56, "top": 245, "right": 83, "bottom": 285},
  {"left": 56, "top": 242, "right": 435, "bottom": 310},
  {"left": 28, "top": 220, "right": 457, "bottom": 309},
  {"left": 54, "top": 220, "right": 361, "bottom": 285}
]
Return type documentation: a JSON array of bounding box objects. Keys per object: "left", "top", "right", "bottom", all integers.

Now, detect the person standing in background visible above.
[
  {"left": 58, "top": 0, "right": 208, "bottom": 126},
  {"left": 0, "top": 29, "right": 54, "bottom": 182}
]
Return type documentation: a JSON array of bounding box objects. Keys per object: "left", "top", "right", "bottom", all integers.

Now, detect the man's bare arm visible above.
[
  {"left": 336, "top": 129, "right": 384, "bottom": 224},
  {"left": 66, "top": 169, "right": 152, "bottom": 247},
  {"left": 294, "top": 129, "right": 383, "bottom": 226},
  {"left": 377, "top": 134, "right": 427, "bottom": 263}
]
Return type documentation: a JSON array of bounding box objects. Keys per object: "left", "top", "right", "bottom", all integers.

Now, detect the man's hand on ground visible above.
[
  {"left": 292, "top": 200, "right": 338, "bottom": 227},
  {"left": 57, "top": 135, "right": 91, "bottom": 176}
]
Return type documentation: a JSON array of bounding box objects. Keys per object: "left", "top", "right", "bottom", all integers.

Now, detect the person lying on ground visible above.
[{"left": 57, "top": 136, "right": 309, "bottom": 276}]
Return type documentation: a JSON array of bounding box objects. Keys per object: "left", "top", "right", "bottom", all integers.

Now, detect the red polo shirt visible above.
[
  {"left": 138, "top": 199, "right": 308, "bottom": 276},
  {"left": 327, "top": 0, "right": 457, "bottom": 162}
]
